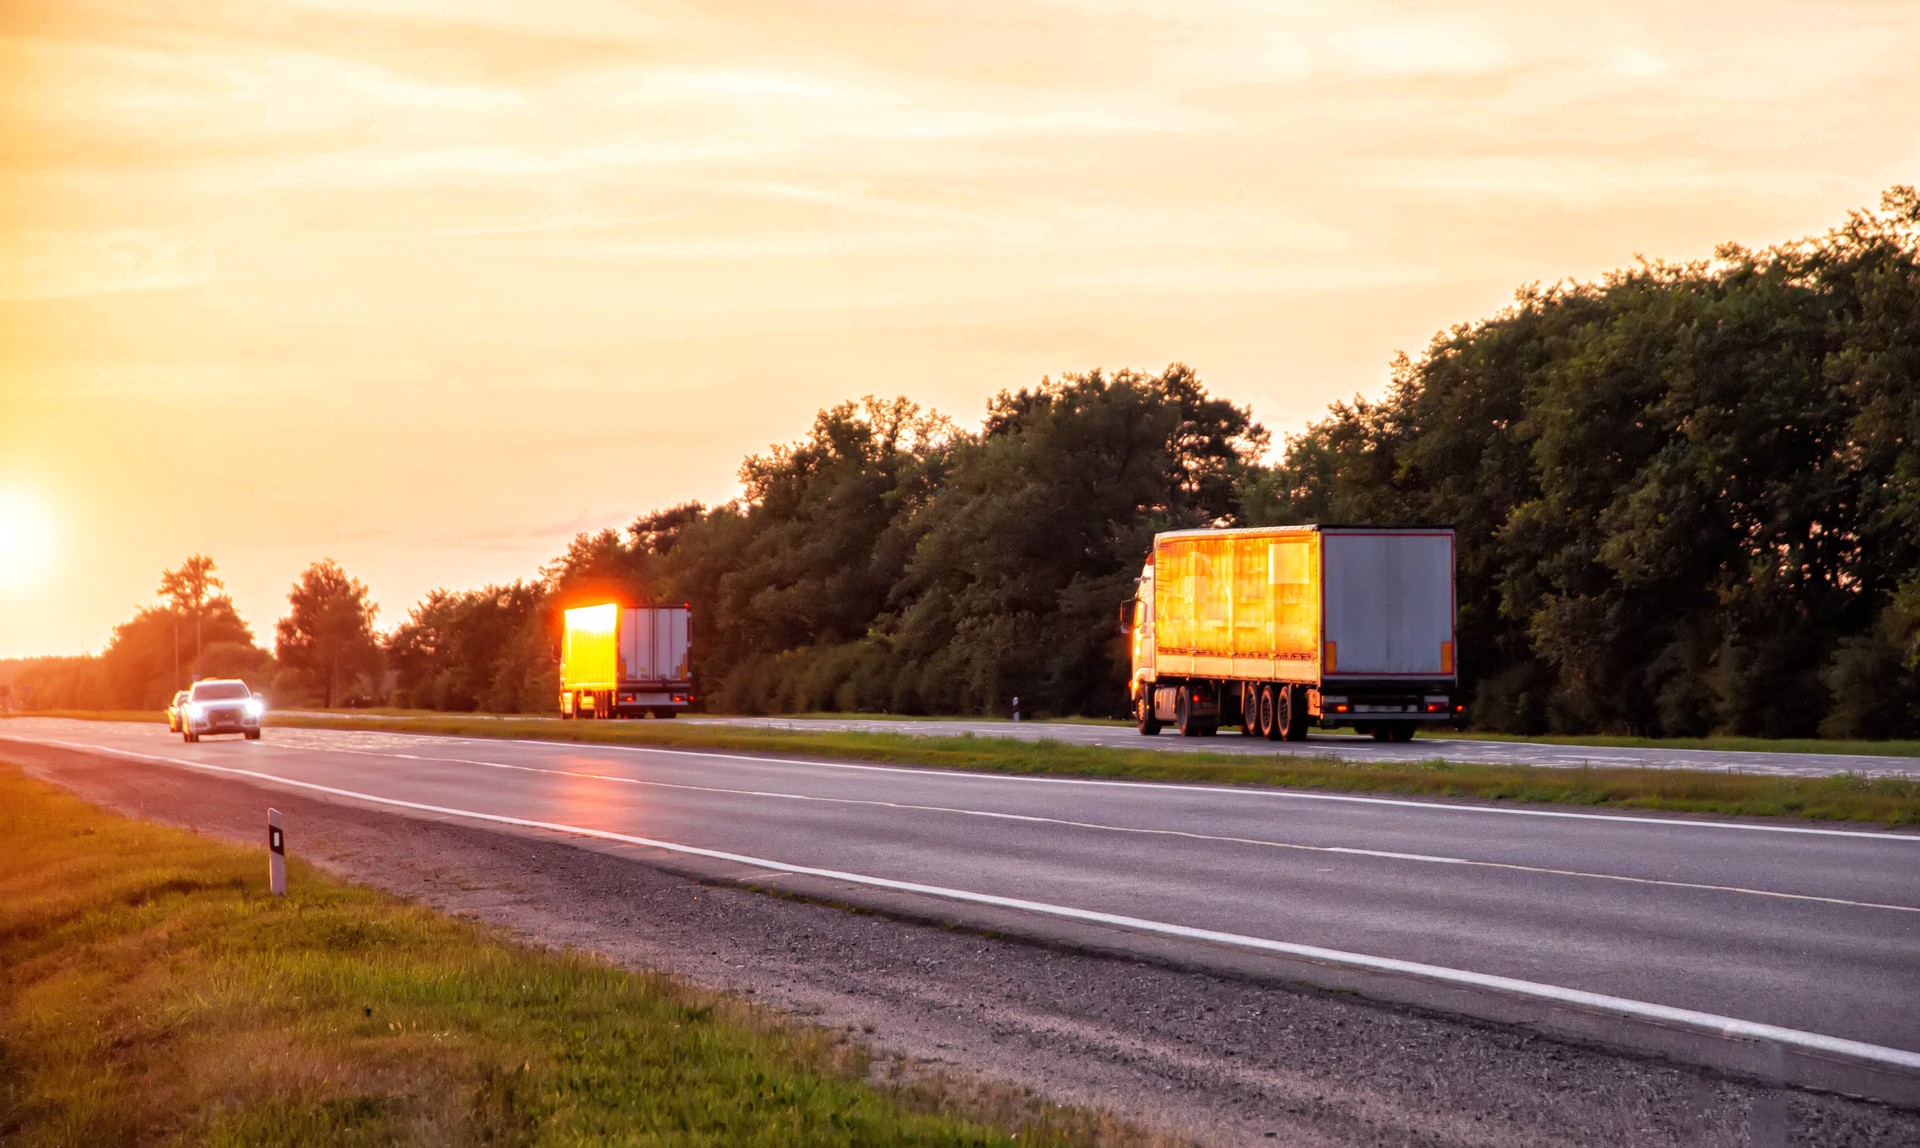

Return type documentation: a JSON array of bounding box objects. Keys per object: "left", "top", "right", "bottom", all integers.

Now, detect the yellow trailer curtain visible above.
[{"left": 1154, "top": 532, "right": 1319, "bottom": 659}]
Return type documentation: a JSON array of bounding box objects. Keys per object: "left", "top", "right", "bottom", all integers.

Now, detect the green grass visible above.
[
  {"left": 0, "top": 764, "right": 1143, "bottom": 1147},
  {"left": 1412, "top": 727, "right": 1920, "bottom": 758}
]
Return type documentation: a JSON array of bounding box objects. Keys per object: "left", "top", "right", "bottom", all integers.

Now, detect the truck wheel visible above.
[
  {"left": 1135, "top": 693, "right": 1162, "bottom": 735},
  {"left": 245, "top": 729, "right": 261, "bottom": 740},
  {"left": 1388, "top": 725, "right": 1416, "bottom": 743},
  {"left": 1368, "top": 725, "right": 1392, "bottom": 742}
]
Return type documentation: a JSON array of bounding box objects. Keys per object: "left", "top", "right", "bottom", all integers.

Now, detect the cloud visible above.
[
  {"left": 0, "top": 230, "right": 212, "bottom": 300},
  {"left": 1325, "top": 13, "right": 1513, "bottom": 78}
]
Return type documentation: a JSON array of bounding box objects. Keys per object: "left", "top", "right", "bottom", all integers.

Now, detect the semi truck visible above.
[
  {"left": 559, "top": 602, "right": 694, "bottom": 719},
  {"left": 1125, "top": 525, "right": 1460, "bottom": 741}
]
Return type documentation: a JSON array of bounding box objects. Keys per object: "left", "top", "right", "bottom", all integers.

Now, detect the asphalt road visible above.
[
  {"left": 691, "top": 715, "right": 1920, "bottom": 778},
  {"left": 6, "top": 717, "right": 1919, "bottom": 1086}
]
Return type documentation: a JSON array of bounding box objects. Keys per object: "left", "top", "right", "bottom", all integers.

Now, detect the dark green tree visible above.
[
  {"left": 1252, "top": 186, "right": 1920, "bottom": 737},
  {"left": 887, "top": 365, "right": 1266, "bottom": 715},
  {"left": 386, "top": 582, "right": 552, "bottom": 713},
  {"left": 275, "top": 560, "right": 381, "bottom": 708}
]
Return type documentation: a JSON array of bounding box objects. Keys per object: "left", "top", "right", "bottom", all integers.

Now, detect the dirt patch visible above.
[{"left": 12, "top": 743, "right": 1917, "bottom": 1146}]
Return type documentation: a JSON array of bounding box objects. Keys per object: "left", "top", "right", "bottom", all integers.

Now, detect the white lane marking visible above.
[
  {"left": 18, "top": 734, "right": 1920, "bottom": 1075},
  {"left": 10, "top": 723, "right": 1920, "bottom": 843},
  {"left": 298, "top": 743, "right": 1920, "bottom": 915}
]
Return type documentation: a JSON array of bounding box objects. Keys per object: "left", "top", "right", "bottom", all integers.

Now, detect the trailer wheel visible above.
[
  {"left": 1135, "top": 692, "right": 1162, "bottom": 736},
  {"left": 1281, "top": 685, "right": 1310, "bottom": 742},
  {"left": 1388, "top": 724, "right": 1416, "bottom": 743},
  {"left": 1240, "top": 684, "right": 1259, "bottom": 736},
  {"left": 1176, "top": 686, "right": 1204, "bottom": 738},
  {"left": 1368, "top": 725, "right": 1391, "bottom": 741}
]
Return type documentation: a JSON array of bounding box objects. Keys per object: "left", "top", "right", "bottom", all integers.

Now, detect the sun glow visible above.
[{"left": 0, "top": 492, "right": 56, "bottom": 591}]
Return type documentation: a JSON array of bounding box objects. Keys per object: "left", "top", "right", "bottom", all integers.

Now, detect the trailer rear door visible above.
[
  {"left": 1321, "top": 531, "right": 1455, "bottom": 678},
  {"left": 620, "top": 606, "right": 691, "bottom": 683}
]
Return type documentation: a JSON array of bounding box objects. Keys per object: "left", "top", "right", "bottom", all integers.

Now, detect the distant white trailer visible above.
[
  {"left": 560, "top": 603, "right": 694, "bottom": 720},
  {"left": 1125, "top": 525, "right": 1460, "bottom": 742}
]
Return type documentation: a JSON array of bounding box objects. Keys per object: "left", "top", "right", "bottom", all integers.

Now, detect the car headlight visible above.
[
  {"left": 185, "top": 703, "right": 205, "bottom": 719},
  {"left": 244, "top": 699, "right": 264, "bottom": 717}
]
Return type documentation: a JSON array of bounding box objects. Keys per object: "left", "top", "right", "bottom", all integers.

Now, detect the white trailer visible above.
[{"left": 1124, "top": 525, "right": 1460, "bottom": 740}]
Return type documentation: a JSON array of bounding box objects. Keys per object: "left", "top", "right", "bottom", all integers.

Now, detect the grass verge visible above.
[
  {"left": 0, "top": 763, "right": 1138, "bottom": 1146},
  {"left": 247, "top": 713, "right": 1920, "bottom": 827},
  {"left": 1412, "top": 728, "right": 1920, "bottom": 758}
]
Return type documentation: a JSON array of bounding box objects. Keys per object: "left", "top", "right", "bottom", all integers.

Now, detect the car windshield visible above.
[{"left": 191, "top": 682, "right": 251, "bottom": 701}]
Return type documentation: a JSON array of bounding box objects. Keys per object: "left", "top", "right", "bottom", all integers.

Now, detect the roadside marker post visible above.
[{"left": 268, "top": 808, "right": 286, "bottom": 896}]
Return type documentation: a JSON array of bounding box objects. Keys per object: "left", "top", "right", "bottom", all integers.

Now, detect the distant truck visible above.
[
  {"left": 1125, "top": 525, "right": 1460, "bottom": 741},
  {"left": 560, "top": 603, "right": 693, "bottom": 719}
]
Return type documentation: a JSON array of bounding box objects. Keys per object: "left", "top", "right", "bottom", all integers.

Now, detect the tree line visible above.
[
  {"left": 5, "top": 189, "right": 1915, "bottom": 737},
  {"left": 1254, "top": 188, "right": 1920, "bottom": 738},
  {"left": 0, "top": 557, "right": 380, "bottom": 713}
]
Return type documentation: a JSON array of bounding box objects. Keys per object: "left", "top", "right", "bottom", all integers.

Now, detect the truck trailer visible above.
[
  {"left": 1125, "top": 525, "right": 1459, "bottom": 741},
  {"left": 560, "top": 603, "right": 693, "bottom": 719}
]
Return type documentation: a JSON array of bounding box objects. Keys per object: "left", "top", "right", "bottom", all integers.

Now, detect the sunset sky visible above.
[{"left": 2, "top": 0, "right": 1916, "bottom": 659}]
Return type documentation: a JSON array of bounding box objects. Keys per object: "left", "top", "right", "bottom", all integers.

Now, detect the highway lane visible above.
[
  {"left": 7, "top": 717, "right": 1919, "bottom": 1067},
  {"left": 690, "top": 715, "right": 1920, "bottom": 778}
]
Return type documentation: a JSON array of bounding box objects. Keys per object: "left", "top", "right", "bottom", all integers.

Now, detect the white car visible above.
[{"left": 180, "top": 679, "right": 264, "bottom": 742}]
